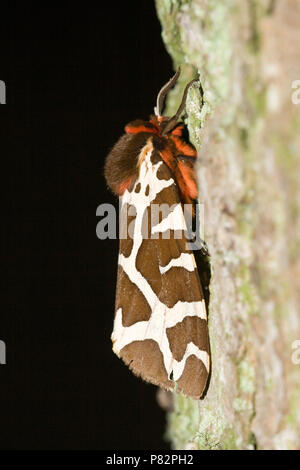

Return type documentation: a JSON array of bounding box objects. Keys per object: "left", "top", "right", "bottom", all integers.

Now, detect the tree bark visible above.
[{"left": 155, "top": 0, "right": 300, "bottom": 450}]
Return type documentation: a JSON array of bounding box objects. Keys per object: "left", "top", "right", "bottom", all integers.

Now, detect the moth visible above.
[{"left": 104, "top": 68, "right": 210, "bottom": 399}]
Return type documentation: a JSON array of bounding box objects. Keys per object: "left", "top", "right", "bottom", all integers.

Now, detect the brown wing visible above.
[{"left": 112, "top": 139, "right": 210, "bottom": 399}]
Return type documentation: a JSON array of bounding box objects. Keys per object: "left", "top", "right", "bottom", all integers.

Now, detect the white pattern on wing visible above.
[
  {"left": 152, "top": 203, "right": 186, "bottom": 234},
  {"left": 159, "top": 252, "right": 196, "bottom": 274},
  {"left": 112, "top": 141, "right": 209, "bottom": 381}
]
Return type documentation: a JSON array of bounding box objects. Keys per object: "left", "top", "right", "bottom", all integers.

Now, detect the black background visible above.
[{"left": 0, "top": 1, "right": 173, "bottom": 449}]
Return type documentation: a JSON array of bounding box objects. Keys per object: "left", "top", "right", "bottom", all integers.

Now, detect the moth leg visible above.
[{"left": 199, "top": 238, "right": 209, "bottom": 256}]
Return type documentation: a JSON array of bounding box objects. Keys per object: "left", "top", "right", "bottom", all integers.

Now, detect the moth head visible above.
[
  {"left": 124, "top": 69, "right": 200, "bottom": 139},
  {"left": 153, "top": 67, "right": 200, "bottom": 136}
]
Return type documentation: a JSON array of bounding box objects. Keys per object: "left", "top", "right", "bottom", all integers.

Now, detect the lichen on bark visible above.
[{"left": 155, "top": 0, "right": 300, "bottom": 450}]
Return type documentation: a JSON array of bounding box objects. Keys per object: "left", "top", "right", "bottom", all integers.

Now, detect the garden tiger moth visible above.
[{"left": 104, "top": 68, "right": 210, "bottom": 399}]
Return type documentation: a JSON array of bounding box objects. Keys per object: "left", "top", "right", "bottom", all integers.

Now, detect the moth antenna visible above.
[
  {"left": 162, "top": 75, "right": 200, "bottom": 135},
  {"left": 154, "top": 67, "right": 181, "bottom": 117}
]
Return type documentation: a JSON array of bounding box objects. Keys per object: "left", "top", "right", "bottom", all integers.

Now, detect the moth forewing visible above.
[
  {"left": 105, "top": 69, "right": 210, "bottom": 399},
  {"left": 110, "top": 142, "right": 210, "bottom": 399}
]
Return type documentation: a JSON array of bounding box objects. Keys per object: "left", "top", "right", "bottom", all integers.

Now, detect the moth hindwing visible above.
[{"left": 104, "top": 69, "right": 210, "bottom": 399}]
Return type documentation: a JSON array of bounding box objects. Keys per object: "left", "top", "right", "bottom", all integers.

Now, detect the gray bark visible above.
[{"left": 155, "top": 0, "right": 300, "bottom": 450}]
